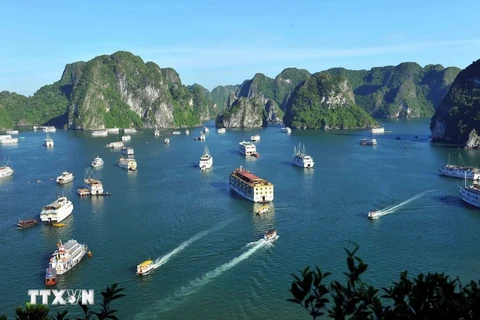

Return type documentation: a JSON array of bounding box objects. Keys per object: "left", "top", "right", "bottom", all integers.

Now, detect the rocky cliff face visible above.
[
  {"left": 430, "top": 59, "right": 480, "bottom": 147},
  {"left": 283, "top": 73, "right": 377, "bottom": 129},
  {"left": 215, "top": 97, "right": 265, "bottom": 128}
]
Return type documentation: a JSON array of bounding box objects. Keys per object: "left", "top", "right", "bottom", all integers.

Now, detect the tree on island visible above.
[
  {"left": 0, "top": 283, "right": 125, "bottom": 320},
  {"left": 288, "top": 244, "right": 480, "bottom": 319}
]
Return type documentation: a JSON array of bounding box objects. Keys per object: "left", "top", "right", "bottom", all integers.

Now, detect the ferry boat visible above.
[
  {"left": 239, "top": 141, "right": 259, "bottom": 156},
  {"left": 185, "top": 129, "right": 190, "bottom": 135},
  {"left": 56, "top": 171, "right": 74, "bottom": 184},
  {"left": 164, "top": 138, "right": 170, "bottom": 144},
  {"left": 0, "top": 163, "right": 14, "bottom": 178},
  {"left": 229, "top": 165, "right": 274, "bottom": 203},
  {"left": 91, "top": 156, "right": 104, "bottom": 168},
  {"left": 124, "top": 128, "right": 137, "bottom": 134},
  {"left": 250, "top": 135, "right": 260, "bottom": 142},
  {"left": 106, "top": 127, "right": 120, "bottom": 133},
  {"left": 292, "top": 143, "right": 314, "bottom": 168},
  {"left": 91, "top": 130, "right": 108, "bottom": 137},
  {"left": 118, "top": 157, "right": 137, "bottom": 171},
  {"left": 45, "top": 268, "right": 57, "bottom": 285},
  {"left": 172, "top": 131, "right": 181, "bottom": 135},
  {"left": 459, "top": 181, "right": 480, "bottom": 208},
  {"left": 0, "top": 137, "right": 19, "bottom": 145},
  {"left": 136, "top": 260, "right": 155, "bottom": 275},
  {"left": 6, "top": 130, "right": 18, "bottom": 135},
  {"left": 203, "top": 126, "right": 210, "bottom": 134},
  {"left": 360, "top": 138, "right": 377, "bottom": 146},
  {"left": 199, "top": 146, "right": 213, "bottom": 171},
  {"left": 40, "top": 196, "right": 74, "bottom": 223},
  {"left": 45, "top": 240, "right": 88, "bottom": 281},
  {"left": 84, "top": 168, "right": 105, "bottom": 194},
  {"left": 121, "top": 146, "right": 134, "bottom": 156},
  {"left": 371, "top": 127, "right": 385, "bottom": 134},
  {"left": 17, "top": 218, "right": 39, "bottom": 229},
  {"left": 122, "top": 135, "right": 131, "bottom": 142},
  {"left": 217, "top": 128, "right": 226, "bottom": 134},
  {"left": 367, "top": 211, "right": 381, "bottom": 220},
  {"left": 43, "top": 126, "right": 56, "bottom": 133},
  {"left": 439, "top": 157, "right": 480, "bottom": 180},
  {"left": 105, "top": 141, "right": 124, "bottom": 148},
  {"left": 154, "top": 129, "right": 160, "bottom": 136},
  {"left": 264, "top": 229, "right": 278, "bottom": 241},
  {"left": 44, "top": 134, "right": 54, "bottom": 147},
  {"left": 281, "top": 126, "right": 291, "bottom": 133}
]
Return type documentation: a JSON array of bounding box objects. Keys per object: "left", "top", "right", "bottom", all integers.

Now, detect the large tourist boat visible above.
[
  {"left": 91, "top": 156, "right": 104, "bottom": 168},
  {"left": 164, "top": 138, "right": 170, "bottom": 144},
  {"left": 459, "top": 179, "right": 480, "bottom": 208},
  {"left": 40, "top": 196, "right": 74, "bottom": 223},
  {"left": 371, "top": 127, "right": 385, "bottom": 134},
  {"left": 17, "top": 218, "right": 39, "bottom": 229},
  {"left": 0, "top": 137, "right": 19, "bottom": 145},
  {"left": 229, "top": 165, "right": 274, "bottom": 203},
  {"left": 264, "top": 229, "right": 278, "bottom": 241},
  {"left": 6, "top": 130, "right": 19, "bottom": 135},
  {"left": 0, "top": 161, "right": 14, "bottom": 178},
  {"left": 43, "top": 126, "right": 56, "bottom": 133},
  {"left": 124, "top": 128, "right": 137, "bottom": 134},
  {"left": 281, "top": 126, "right": 291, "bottom": 133},
  {"left": 217, "top": 128, "right": 226, "bottom": 134},
  {"left": 122, "top": 135, "right": 131, "bottom": 141},
  {"left": 439, "top": 156, "right": 480, "bottom": 180},
  {"left": 91, "top": 130, "right": 108, "bottom": 137},
  {"left": 118, "top": 157, "right": 137, "bottom": 171},
  {"left": 84, "top": 168, "right": 105, "bottom": 194},
  {"left": 45, "top": 239, "right": 88, "bottom": 285},
  {"left": 44, "top": 134, "right": 54, "bottom": 147},
  {"left": 121, "top": 146, "right": 134, "bottom": 156},
  {"left": 239, "top": 141, "right": 258, "bottom": 156},
  {"left": 199, "top": 146, "right": 213, "bottom": 171},
  {"left": 292, "top": 143, "right": 314, "bottom": 168},
  {"left": 136, "top": 260, "right": 155, "bottom": 275},
  {"left": 56, "top": 171, "right": 74, "bottom": 184}
]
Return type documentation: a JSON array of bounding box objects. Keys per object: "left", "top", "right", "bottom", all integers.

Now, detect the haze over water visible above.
[{"left": 1, "top": 119, "right": 479, "bottom": 319}]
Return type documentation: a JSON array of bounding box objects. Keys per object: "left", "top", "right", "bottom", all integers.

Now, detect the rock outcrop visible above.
[{"left": 215, "top": 97, "right": 265, "bottom": 128}]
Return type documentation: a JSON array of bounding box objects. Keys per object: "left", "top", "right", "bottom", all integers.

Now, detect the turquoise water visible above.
[{"left": 1, "top": 119, "right": 480, "bottom": 319}]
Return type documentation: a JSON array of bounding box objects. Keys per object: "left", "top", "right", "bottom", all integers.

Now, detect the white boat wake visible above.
[
  {"left": 370, "top": 189, "right": 436, "bottom": 219},
  {"left": 136, "top": 239, "right": 270, "bottom": 318},
  {"left": 153, "top": 220, "right": 232, "bottom": 269}
]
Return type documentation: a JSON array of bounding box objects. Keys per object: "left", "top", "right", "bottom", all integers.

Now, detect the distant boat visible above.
[
  {"left": 0, "top": 137, "right": 19, "bottom": 145},
  {"left": 105, "top": 141, "right": 124, "bottom": 148},
  {"left": 17, "top": 218, "right": 39, "bottom": 229},
  {"left": 281, "top": 126, "right": 291, "bottom": 133},
  {"left": 0, "top": 159, "right": 14, "bottom": 178},
  {"left": 371, "top": 127, "right": 385, "bottom": 134},
  {"left": 122, "top": 135, "right": 131, "bottom": 142},
  {"left": 43, "top": 126, "right": 56, "bottom": 133},
  {"left": 154, "top": 128, "right": 160, "bottom": 136},
  {"left": 172, "top": 131, "right": 181, "bottom": 135},
  {"left": 56, "top": 171, "right": 74, "bottom": 184},
  {"left": 124, "top": 128, "right": 137, "bottom": 134},
  {"left": 250, "top": 135, "right": 260, "bottom": 142},
  {"left": 91, "top": 156, "right": 104, "bottom": 168},
  {"left": 264, "top": 229, "right": 278, "bottom": 241},
  {"left": 118, "top": 157, "right": 137, "bottom": 171},
  {"left": 459, "top": 173, "right": 480, "bottom": 208},
  {"left": 217, "top": 128, "right": 226, "bottom": 134},
  {"left": 292, "top": 143, "right": 314, "bottom": 168},
  {"left": 185, "top": 130, "right": 190, "bottom": 135},
  {"left": 106, "top": 127, "right": 120, "bottom": 133},
  {"left": 6, "top": 130, "right": 18, "bottom": 135},
  {"left": 164, "top": 138, "right": 170, "bottom": 144},
  {"left": 91, "top": 130, "right": 108, "bottom": 137},
  {"left": 121, "top": 147, "right": 134, "bottom": 156},
  {"left": 203, "top": 127, "right": 210, "bottom": 134},
  {"left": 360, "top": 138, "right": 377, "bottom": 146},
  {"left": 44, "top": 133, "right": 54, "bottom": 147},
  {"left": 199, "top": 146, "right": 213, "bottom": 171},
  {"left": 367, "top": 211, "right": 381, "bottom": 220},
  {"left": 439, "top": 154, "right": 480, "bottom": 180}
]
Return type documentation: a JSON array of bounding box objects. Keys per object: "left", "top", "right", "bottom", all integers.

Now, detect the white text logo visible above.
[{"left": 28, "top": 289, "right": 94, "bottom": 305}]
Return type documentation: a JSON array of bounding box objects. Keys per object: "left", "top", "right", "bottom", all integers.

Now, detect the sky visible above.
[{"left": 1, "top": 0, "right": 480, "bottom": 96}]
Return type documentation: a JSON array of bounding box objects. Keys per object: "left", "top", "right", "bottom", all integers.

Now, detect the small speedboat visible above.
[
  {"left": 254, "top": 205, "right": 269, "bottom": 214},
  {"left": 164, "top": 138, "right": 170, "bottom": 144},
  {"left": 367, "top": 211, "right": 380, "bottom": 220},
  {"left": 264, "top": 229, "right": 278, "bottom": 241}
]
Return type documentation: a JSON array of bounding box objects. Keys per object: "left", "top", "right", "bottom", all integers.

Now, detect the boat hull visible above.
[
  {"left": 40, "top": 201, "right": 74, "bottom": 223},
  {"left": 460, "top": 188, "right": 480, "bottom": 208},
  {"left": 440, "top": 168, "right": 480, "bottom": 180},
  {"left": 229, "top": 183, "right": 274, "bottom": 203}
]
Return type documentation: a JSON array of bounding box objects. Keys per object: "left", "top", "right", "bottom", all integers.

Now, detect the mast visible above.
[{"left": 293, "top": 145, "right": 296, "bottom": 157}]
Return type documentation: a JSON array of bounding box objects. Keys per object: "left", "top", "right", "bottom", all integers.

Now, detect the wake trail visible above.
[
  {"left": 138, "top": 239, "right": 270, "bottom": 318},
  {"left": 153, "top": 219, "right": 232, "bottom": 269},
  {"left": 376, "top": 189, "right": 436, "bottom": 218}
]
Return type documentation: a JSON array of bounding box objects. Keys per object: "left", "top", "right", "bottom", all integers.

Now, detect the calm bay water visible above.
[{"left": 1, "top": 119, "right": 480, "bottom": 319}]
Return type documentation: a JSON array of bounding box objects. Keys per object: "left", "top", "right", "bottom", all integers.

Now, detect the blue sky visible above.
[{"left": 1, "top": 0, "right": 479, "bottom": 96}]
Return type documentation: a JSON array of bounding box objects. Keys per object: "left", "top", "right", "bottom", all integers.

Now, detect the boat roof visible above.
[
  {"left": 139, "top": 260, "right": 153, "bottom": 266},
  {"left": 266, "top": 229, "right": 276, "bottom": 235}
]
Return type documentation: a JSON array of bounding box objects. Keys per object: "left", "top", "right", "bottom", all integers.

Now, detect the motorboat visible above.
[
  {"left": 91, "top": 156, "right": 104, "bottom": 168},
  {"left": 367, "top": 211, "right": 381, "bottom": 220},
  {"left": 264, "top": 229, "right": 278, "bottom": 241},
  {"left": 199, "top": 146, "right": 213, "bottom": 170},
  {"left": 56, "top": 171, "right": 74, "bottom": 184},
  {"left": 136, "top": 260, "right": 155, "bottom": 275},
  {"left": 164, "top": 138, "right": 170, "bottom": 144},
  {"left": 281, "top": 126, "right": 291, "bottom": 133},
  {"left": 250, "top": 135, "right": 260, "bottom": 142}
]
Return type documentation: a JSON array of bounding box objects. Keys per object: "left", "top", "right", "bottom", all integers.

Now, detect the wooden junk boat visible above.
[{"left": 17, "top": 218, "right": 39, "bottom": 229}]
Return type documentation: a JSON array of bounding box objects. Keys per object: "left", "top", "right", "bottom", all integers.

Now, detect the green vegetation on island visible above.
[{"left": 283, "top": 73, "right": 377, "bottom": 129}]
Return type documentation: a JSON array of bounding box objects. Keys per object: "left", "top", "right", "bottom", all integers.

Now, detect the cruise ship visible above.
[
  {"left": 45, "top": 239, "right": 88, "bottom": 284},
  {"left": 440, "top": 164, "right": 480, "bottom": 180},
  {"left": 0, "top": 137, "right": 18, "bottom": 145},
  {"left": 121, "top": 146, "right": 134, "bottom": 156},
  {"left": 91, "top": 130, "right": 108, "bottom": 137},
  {"left": 40, "top": 196, "right": 74, "bottom": 223},
  {"left": 229, "top": 166, "right": 274, "bottom": 203},
  {"left": 371, "top": 127, "right": 385, "bottom": 134},
  {"left": 292, "top": 143, "right": 314, "bottom": 168},
  {"left": 84, "top": 168, "right": 105, "bottom": 194},
  {"left": 56, "top": 171, "right": 74, "bottom": 184},
  {"left": 43, "top": 126, "right": 56, "bottom": 133},
  {"left": 239, "top": 141, "right": 258, "bottom": 156},
  {"left": 124, "top": 128, "right": 137, "bottom": 134},
  {"left": 91, "top": 156, "right": 104, "bottom": 168},
  {"left": 0, "top": 162, "right": 14, "bottom": 178},
  {"left": 118, "top": 157, "right": 137, "bottom": 171},
  {"left": 44, "top": 134, "right": 54, "bottom": 147},
  {"left": 199, "top": 146, "right": 213, "bottom": 170},
  {"left": 459, "top": 181, "right": 480, "bottom": 208}
]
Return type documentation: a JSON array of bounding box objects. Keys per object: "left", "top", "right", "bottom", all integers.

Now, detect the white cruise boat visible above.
[
  {"left": 136, "top": 260, "right": 155, "bottom": 276},
  {"left": 203, "top": 126, "right": 210, "bottom": 134},
  {"left": 40, "top": 197, "right": 74, "bottom": 223},
  {"left": 124, "top": 128, "right": 137, "bottom": 134},
  {"left": 106, "top": 127, "right": 120, "bottom": 133},
  {"left": 0, "top": 161, "right": 14, "bottom": 178},
  {"left": 121, "top": 146, "right": 134, "bottom": 156},
  {"left": 367, "top": 210, "right": 382, "bottom": 220},
  {"left": 43, "top": 126, "right": 56, "bottom": 133},
  {"left": 56, "top": 171, "right": 74, "bottom": 184},
  {"left": 371, "top": 127, "right": 385, "bottom": 134},
  {"left": 217, "top": 128, "right": 226, "bottom": 134},
  {"left": 229, "top": 165, "right": 274, "bottom": 203},
  {"left": 185, "top": 129, "right": 190, "bottom": 135},
  {"left": 91, "top": 156, "right": 104, "bottom": 168},
  {"left": 105, "top": 141, "right": 124, "bottom": 148},
  {"left": 154, "top": 129, "right": 160, "bottom": 136},
  {"left": 251, "top": 135, "right": 260, "bottom": 142},
  {"left": 440, "top": 165, "right": 480, "bottom": 180},
  {"left": 292, "top": 143, "right": 314, "bottom": 168},
  {"left": 6, "top": 130, "right": 18, "bottom": 135},
  {"left": 0, "top": 135, "right": 12, "bottom": 141},
  {"left": 118, "top": 157, "right": 137, "bottom": 171},
  {"left": 122, "top": 135, "right": 131, "bottom": 142},
  {"left": 460, "top": 178, "right": 480, "bottom": 208},
  {"left": 164, "top": 138, "right": 170, "bottom": 144},
  {"left": 91, "top": 130, "right": 108, "bottom": 137},
  {"left": 281, "top": 126, "right": 291, "bottom": 133},
  {"left": 0, "top": 137, "right": 18, "bottom": 145},
  {"left": 47, "top": 240, "right": 88, "bottom": 276},
  {"left": 199, "top": 146, "right": 213, "bottom": 171},
  {"left": 84, "top": 168, "right": 105, "bottom": 194},
  {"left": 44, "top": 134, "right": 54, "bottom": 147},
  {"left": 172, "top": 131, "right": 181, "bottom": 135},
  {"left": 239, "top": 140, "right": 258, "bottom": 156}
]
